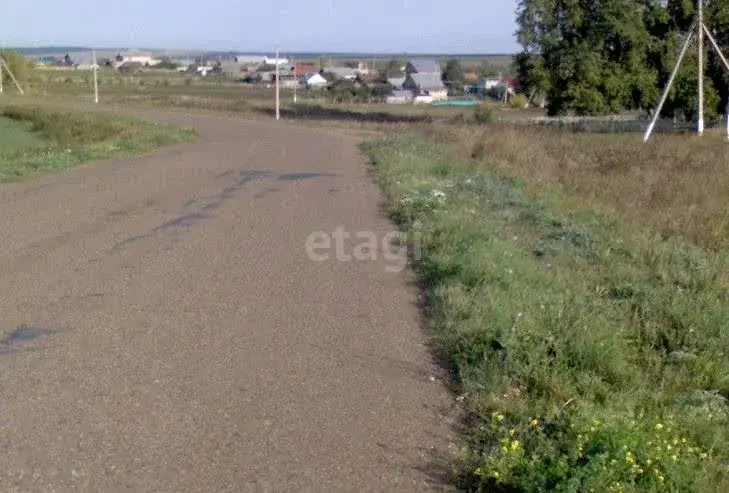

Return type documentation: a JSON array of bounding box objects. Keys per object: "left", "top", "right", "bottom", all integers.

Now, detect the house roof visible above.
[
  {"left": 294, "top": 63, "right": 317, "bottom": 76},
  {"left": 307, "top": 73, "right": 329, "bottom": 85},
  {"left": 357, "top": 73, "right": 384, "bottom": 84},
  {"left": 407, "top": 59, "right": 440, "bottom": 74},
  {"left": 502, "top": 76, "right": 518, "bottom": 89},
  {"left": 409, "top": 73, "right": 446, "bottom": 91},
  {"left": 327, "top": 66, "right": 358, "bottom": 78},
  {"left": 388, "top": 77, "right": 406, "bottom": 88}
]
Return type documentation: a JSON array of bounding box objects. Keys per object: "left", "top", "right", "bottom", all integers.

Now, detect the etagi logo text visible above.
[{"left": 305, "top": 227, "right": 421, "bottom": 273}]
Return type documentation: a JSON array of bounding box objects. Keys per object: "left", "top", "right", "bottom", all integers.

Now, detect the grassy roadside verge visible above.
[
  {"left": 361, "top": 131, "right": 729, "bottom": 492},
  {"left": 0, "top": 105, "right": 196, "bottom": 182}
]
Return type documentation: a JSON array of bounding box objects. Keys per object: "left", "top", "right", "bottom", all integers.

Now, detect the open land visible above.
[{"left": 1, "top": 50, "right": 728, "bottom": 492}]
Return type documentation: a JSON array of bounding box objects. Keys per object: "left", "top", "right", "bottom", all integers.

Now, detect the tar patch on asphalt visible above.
[{"left": 0, "top": 324, "right": 70, "bottom": 356}]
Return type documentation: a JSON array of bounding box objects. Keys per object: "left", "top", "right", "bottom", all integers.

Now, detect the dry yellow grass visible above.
[{"left": 439, "top": 125, "right": 729, "bottom": 249}]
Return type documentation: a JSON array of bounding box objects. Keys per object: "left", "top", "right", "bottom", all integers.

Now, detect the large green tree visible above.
[
  {"left": 517, "top": 0, "right": 660, "bottom": 116},
  {"left": 442, "top": 58, "right": 466, "bottom": 93},
  {"left": 516, "top": 0, "right": 729, "bottom": 119}
]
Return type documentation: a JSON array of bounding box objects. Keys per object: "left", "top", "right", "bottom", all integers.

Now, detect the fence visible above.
[{"left": 529, "top": 115, "right": 726, "bottom": 134}]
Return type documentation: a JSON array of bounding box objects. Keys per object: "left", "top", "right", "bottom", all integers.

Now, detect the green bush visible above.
[
  {"left": 509, "top": 94, "right": 529, "bottom": 109},
  {"left": 474, "top": 105, "right": 495, "bottom": 124}
]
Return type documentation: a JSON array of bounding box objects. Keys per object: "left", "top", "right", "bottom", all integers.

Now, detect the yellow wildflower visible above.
[{"left": 655, "top": 423, "right": 664, "bottom": 431}]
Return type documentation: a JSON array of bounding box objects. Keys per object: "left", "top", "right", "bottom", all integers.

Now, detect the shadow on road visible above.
[{"left": 255, "top": 105, "right": 434, "bottom": 124}]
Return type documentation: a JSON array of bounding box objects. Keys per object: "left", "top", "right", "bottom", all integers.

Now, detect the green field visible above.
[
  {"left": 0, "top": 116, "right": 47, "bottom": 150},
  {"left": 0, "top": 105, "right": 196, "bottom": 182},
  {"left": 360, "top": 125, "right": 729, "bottom": 492}
]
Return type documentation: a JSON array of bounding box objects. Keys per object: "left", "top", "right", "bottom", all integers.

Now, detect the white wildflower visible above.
[{"left": 431, "top": 190, "right": 446, "bottom": 201}]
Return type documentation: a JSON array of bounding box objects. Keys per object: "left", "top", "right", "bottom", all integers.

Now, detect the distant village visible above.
[{"left": 31, "top": 50, "right": 519, "bottom": 105}]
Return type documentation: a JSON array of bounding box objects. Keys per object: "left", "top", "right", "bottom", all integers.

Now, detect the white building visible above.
[
  {"left": 306, "top": 73, "right": 328, "bottom": 87},
  {"left": 117, "top": 51, "right": 161, "bottom": 67},
  {"left": 264, "top": 56, "right": 289, "bottom": 66},
  {"left": 236, "top": 55, "right": 267, "bottom": 65}
]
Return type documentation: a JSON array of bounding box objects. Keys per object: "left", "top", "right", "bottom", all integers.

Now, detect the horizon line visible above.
[{"left": 7, "top": 46, "right": 518, "bottom": 57}]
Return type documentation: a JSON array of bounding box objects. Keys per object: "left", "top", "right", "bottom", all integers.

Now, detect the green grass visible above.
[
  {"left": 361, "top": 132, "right": 729, "bottom": 492},
  {"left": 0, "top": 105, "right": 196, "bottom": 182},
  {"left": 0, "top": 116, "right": 47, "bottom": 150}
]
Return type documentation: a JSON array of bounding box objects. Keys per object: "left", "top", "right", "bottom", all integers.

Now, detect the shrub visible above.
[
  {"left": 474, "top": 105, "right": 495, "bottom": 125},
  {"left": 471, "top": 142, "right": 486, "bottom": 160},
  {"left": 509, "top": 94, "right": 529, "bottom": 109}
]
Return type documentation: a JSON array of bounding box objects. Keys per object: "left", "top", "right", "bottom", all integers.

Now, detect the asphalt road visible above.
[{"left": 0, "top": 111, "right": 455, "bottom": 492}]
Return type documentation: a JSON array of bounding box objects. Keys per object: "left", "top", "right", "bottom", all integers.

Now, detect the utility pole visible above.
[
  {"left": 698, "top": 0, "right": 704, "bottom": 136},
  {"left": 0, "top": 56, "right": 24, "bottom": 95},
  {"left": 275, "top": 48, "right": 280, "bottom": 120},
  {"left": 292, "top": 56, "right": 297, "bottom": 103},
  {"left": 644, "top": 0, "right": 728, "bottom": 143},
  {"left": 93, "top": 50, "right": 99, "bottom": 104}
]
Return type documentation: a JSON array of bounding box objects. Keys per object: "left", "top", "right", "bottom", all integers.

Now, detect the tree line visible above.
[{"left": 516, "top": 0, "right": 729, "bottom": 118}]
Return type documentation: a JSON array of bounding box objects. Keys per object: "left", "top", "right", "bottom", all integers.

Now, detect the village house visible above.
[
  {"left": 387, "top": 76, "right": 406, "bottom": 90},
  {"left": 405, "top": 59, "right": 441, "bottom": 75},
  {"left": 383, "top": 58, "right": 448, "bottom": 103},
  {"left": 326, "top": 66, "right": 359, "bottom": 80},
  {"left": 402, "top": 72, "right": 448, "bottom": 101},
  {"left": 306, "top": 72, "right": 329, "bottom": 88},
  {"left": 294, "top": 63, "right": 318, "bottom": 78},
  {"left": 115, "top": 50, "right": 161, "bottom": 68}
]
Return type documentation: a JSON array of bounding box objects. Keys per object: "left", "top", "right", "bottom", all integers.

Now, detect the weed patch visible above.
[
  {"left": 0, "top": 105, "right": 196, "bottom": 182},
  {"left": 361, "top": 132, "right": 729, "bottom": 492}
]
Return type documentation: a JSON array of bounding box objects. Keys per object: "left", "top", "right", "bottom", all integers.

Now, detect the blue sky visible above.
[{"left": 3, "top": 0, "right": 520, "bottom": 53}]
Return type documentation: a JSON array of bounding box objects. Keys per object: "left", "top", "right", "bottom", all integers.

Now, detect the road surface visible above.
[{"left": 0, "top": 111, "right": 455, "bottom": 492}]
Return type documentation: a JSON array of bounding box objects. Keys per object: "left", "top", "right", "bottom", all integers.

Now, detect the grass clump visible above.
[
  {"left": 0, "top": 105, "right": 196, "bottom": 182},
  {"left": 473, "top": 105, "right": 495, "bottom": 125},
  {"left": 361, "top": 131, "right": 729, "bottom": 492}
]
